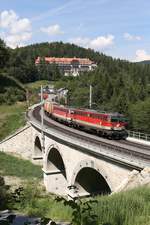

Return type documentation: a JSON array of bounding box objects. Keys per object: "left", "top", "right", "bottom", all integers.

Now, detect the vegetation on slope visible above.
[
  {"left": 0, "top": 176, "right": 11, "bottom": 210},
  {"left": 10, "top": 41, "right": 150, "bottom": 132},
  {"left": 1, "top": 175, "right": 150, "bottom": 224},
  {"left": 0, "top": 152, "right": 149, "bottom": 224},
  {"left": 0, "top": 38, "right": 150, "bottom": 132},
  {"left": 0, "top": 152, "right": 42, "bottom": 179},
  {"left": 0, "top": 73, "right": 26, "bottom": 104},
  {"left": 0, "top": 103, "right": 26, "bottom": 141},
  {"left": 0, "top": 39, "right": 26, "bottom": 104},
  {"left": 0, "top": 152, "right": 71, "bottom": 220},
  {"left": 95, "top": 187, "right": 150, "bottom": 225},
  {"left": 23, "top": 186, "right": 149, "bottom": 225}
]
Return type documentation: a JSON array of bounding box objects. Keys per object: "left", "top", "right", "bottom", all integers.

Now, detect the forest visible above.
[{"left": 0, "top": 39, "right": 150, "bottom": 132}]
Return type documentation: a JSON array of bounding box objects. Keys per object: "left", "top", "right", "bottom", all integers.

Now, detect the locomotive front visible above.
[{"left": 109, "top": 113, "right": 128, "bottom": 139}]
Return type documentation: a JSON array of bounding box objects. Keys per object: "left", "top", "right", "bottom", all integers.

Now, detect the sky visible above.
[{"left": 0, "top": 0, "right": 150, "bottom": 61}]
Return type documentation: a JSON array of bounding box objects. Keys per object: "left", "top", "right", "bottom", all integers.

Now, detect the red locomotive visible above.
[{"left": 44, "top": 101, "right": 128, "bottom": 140}]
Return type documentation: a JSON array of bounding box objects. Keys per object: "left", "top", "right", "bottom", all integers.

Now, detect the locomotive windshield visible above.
[{"left": 111, "top": 116, "right": 128, "bottom": 123}]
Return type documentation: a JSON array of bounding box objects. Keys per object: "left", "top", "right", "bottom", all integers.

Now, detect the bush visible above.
[{"left": 0, "top": 176, "right": 11, "bottom": 210}]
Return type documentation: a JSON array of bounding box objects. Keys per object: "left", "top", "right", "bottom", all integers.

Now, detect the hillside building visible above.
[{"left": 35, "top": 56, "right": 97, "bottom": 76}]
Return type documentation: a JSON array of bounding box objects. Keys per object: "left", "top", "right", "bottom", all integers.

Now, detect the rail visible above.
[{"left": 128, "top": 130, "right": 150, "bottom": 142}]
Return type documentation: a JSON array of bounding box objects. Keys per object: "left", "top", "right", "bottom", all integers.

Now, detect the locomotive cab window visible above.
[
  {"left": 121, "top": 118, "right": 128, "bottom": 122},
  {"left": 111, "top": 117, "right": 128, "bottom": 122},
  {"left": 111, "top": 117, "right": 119, "bottom": 122}
]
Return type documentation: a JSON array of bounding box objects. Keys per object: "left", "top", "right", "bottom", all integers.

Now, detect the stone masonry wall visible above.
[
  {"left": 114, "top": 167, "right": 150, "bottom": 192},
  {"left": 0, "top": 123, "right": 33, "bottom": 160}
]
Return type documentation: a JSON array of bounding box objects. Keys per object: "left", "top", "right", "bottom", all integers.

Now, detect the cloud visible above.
[
  {"left": 124, "top": 33, "right": 141, "bottom": 41},
  {"left": 89, "top": 35, "right": 114, "bottom": 50},
  {"left": 135, "top": 49, "right": 150, "bottom": 62},
  {"left": 40, "top": 24, "right": 64, "bottom": 36},
  {"left": 0, "top": 10, "right": 32, "bottom": 48},
  {"left": 4, "top": 33, "right": 32, "bottom": 48},
  {"left": 10, "top": 18, "right": 31, "bottom": 34},
  {"left": 0, "top": 10, "right": 18, "bottom": 28},
  {"left": 70, "top": 37, "right": 90, "bottom": 46},
  {"left": 70, "top": 35, "right": 114, "bottom": 51}
]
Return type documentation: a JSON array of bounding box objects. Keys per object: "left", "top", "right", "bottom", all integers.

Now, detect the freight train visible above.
[{"left": 44, "top": 101, "right": 128, "bottom": 140}]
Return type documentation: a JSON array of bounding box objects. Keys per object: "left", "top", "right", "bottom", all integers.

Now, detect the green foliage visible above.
[
  {"left": 25, "top": 80, "right": 51, "bottom": 91},
  {"left": 128, "top": 97, "right": 150, "bottom": 132},
  {"left": 1, "top": 178, "right": 149, "bottom": 225},
  {"left": 1, "top": 38, "right": 150, "bottom": 132},
  {"left": 55, "top": 196, "right": 98, "bottom": 225},
  {"left": 37, "top": 60, "right": 61, "bottom": 81},
  {"left": 0, "top": 152, "right": 42, "bottom": 179},
  {"left": 95, "top": 186, "right": 150, "bottom": 225},
  {"left": 54, "top": 60, "right": 150, "bottom": 132},
  {"left": 6, "top": 50, "right": 39, "bottom": 83},
  {"left": 0, "top": 176, "right": 11, "bottom": 210},
  {"left": 0, "top": 39, "right": 9, "bottom": 69},
  {"left": 12, "top": 181, "right": 72, "bottom": 220},
  {"left": 0, "top": 103, "right": 26, "bottom": 140},
  {"left": 0, "top": 73, "right": 26, "bottom": 104},
  {"left": 55, "top": 187, "right": 150, "bottom": 225}
]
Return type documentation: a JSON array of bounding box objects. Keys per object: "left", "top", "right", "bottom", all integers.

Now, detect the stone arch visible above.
[
  {"left": 33, "top": 136, "right": 42, "bottom": 159},
  {"left": 69, "top": 160, "right": 111, "bottom": 197},
  {"left": 45, "top": 144, "right": 66, "bottom": 178}
]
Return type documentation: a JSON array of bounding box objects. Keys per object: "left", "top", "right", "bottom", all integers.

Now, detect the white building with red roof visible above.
[{"left": 35, "top": 56, "right": 97, "bottom": 76}]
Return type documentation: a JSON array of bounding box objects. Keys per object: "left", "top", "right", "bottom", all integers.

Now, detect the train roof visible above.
[
  {"left": 47, "top": 101, "right": 125, "bottom": 117},
  {"left": 72, "top": 108, "right": 124, "bottom": 116}
]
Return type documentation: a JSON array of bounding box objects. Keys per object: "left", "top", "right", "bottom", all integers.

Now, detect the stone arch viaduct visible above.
[
  {"left": 0, "top": 106, "right": 149, "bottom": 199},
  {"left": 32, "top": 127, "right": 128, "bottom": 198}
]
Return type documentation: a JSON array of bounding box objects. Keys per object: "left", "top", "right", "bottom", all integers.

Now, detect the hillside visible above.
[
  {"left": 138, "top": 60, "right": 150, "bottom": 64},
  {"left": 0, "top": 73, "right": 26, "bottom": 104},
  {"left": 0, "top": 39, "right": 150, "bottom": 133}
]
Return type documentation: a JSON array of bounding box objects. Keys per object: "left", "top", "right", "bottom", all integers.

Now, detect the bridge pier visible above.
[{"left": 43, "top": 169, "right": 68, "bottom": 195}]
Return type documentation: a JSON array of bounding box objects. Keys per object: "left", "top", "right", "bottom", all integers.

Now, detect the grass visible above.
[
  {"left": 15, "top": 181, "right": 72, "bottom": 221},
  {"left": 0, "top": 151, "right": 42, "bottom": 179},
  {"left": 0, "top": 151, "right": 71, "bottom": 221},
  {"left": 25, "top": 80, "right": 51, "bottom": 91},
  {"left": 0, "top": 80, "right": 51, "bottom": 141},
  {"left": 25, "top": 80, "right": 53, "bottom": 105},
  {"left": 0, "top": 152, "right": 149, "bottom": 224},
  {"left": 13, "top": 184, "right": 150, "bottom": 225},
  {"left": 0, "top": 82, "right": 51, "bottom": 140},
  {"left": 94, "top": 186, "right": 150, "bottom": 225},
  {"left": 0, "top": 102, "right": 27, "bottom": 141}
]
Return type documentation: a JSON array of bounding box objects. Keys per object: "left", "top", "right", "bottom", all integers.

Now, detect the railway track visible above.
[
  {"left": 31, "top": 106, "right": 150, "bottom": 163},
  {"left": 119, "top": 140, "right": 150, "bottom": 151}
]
